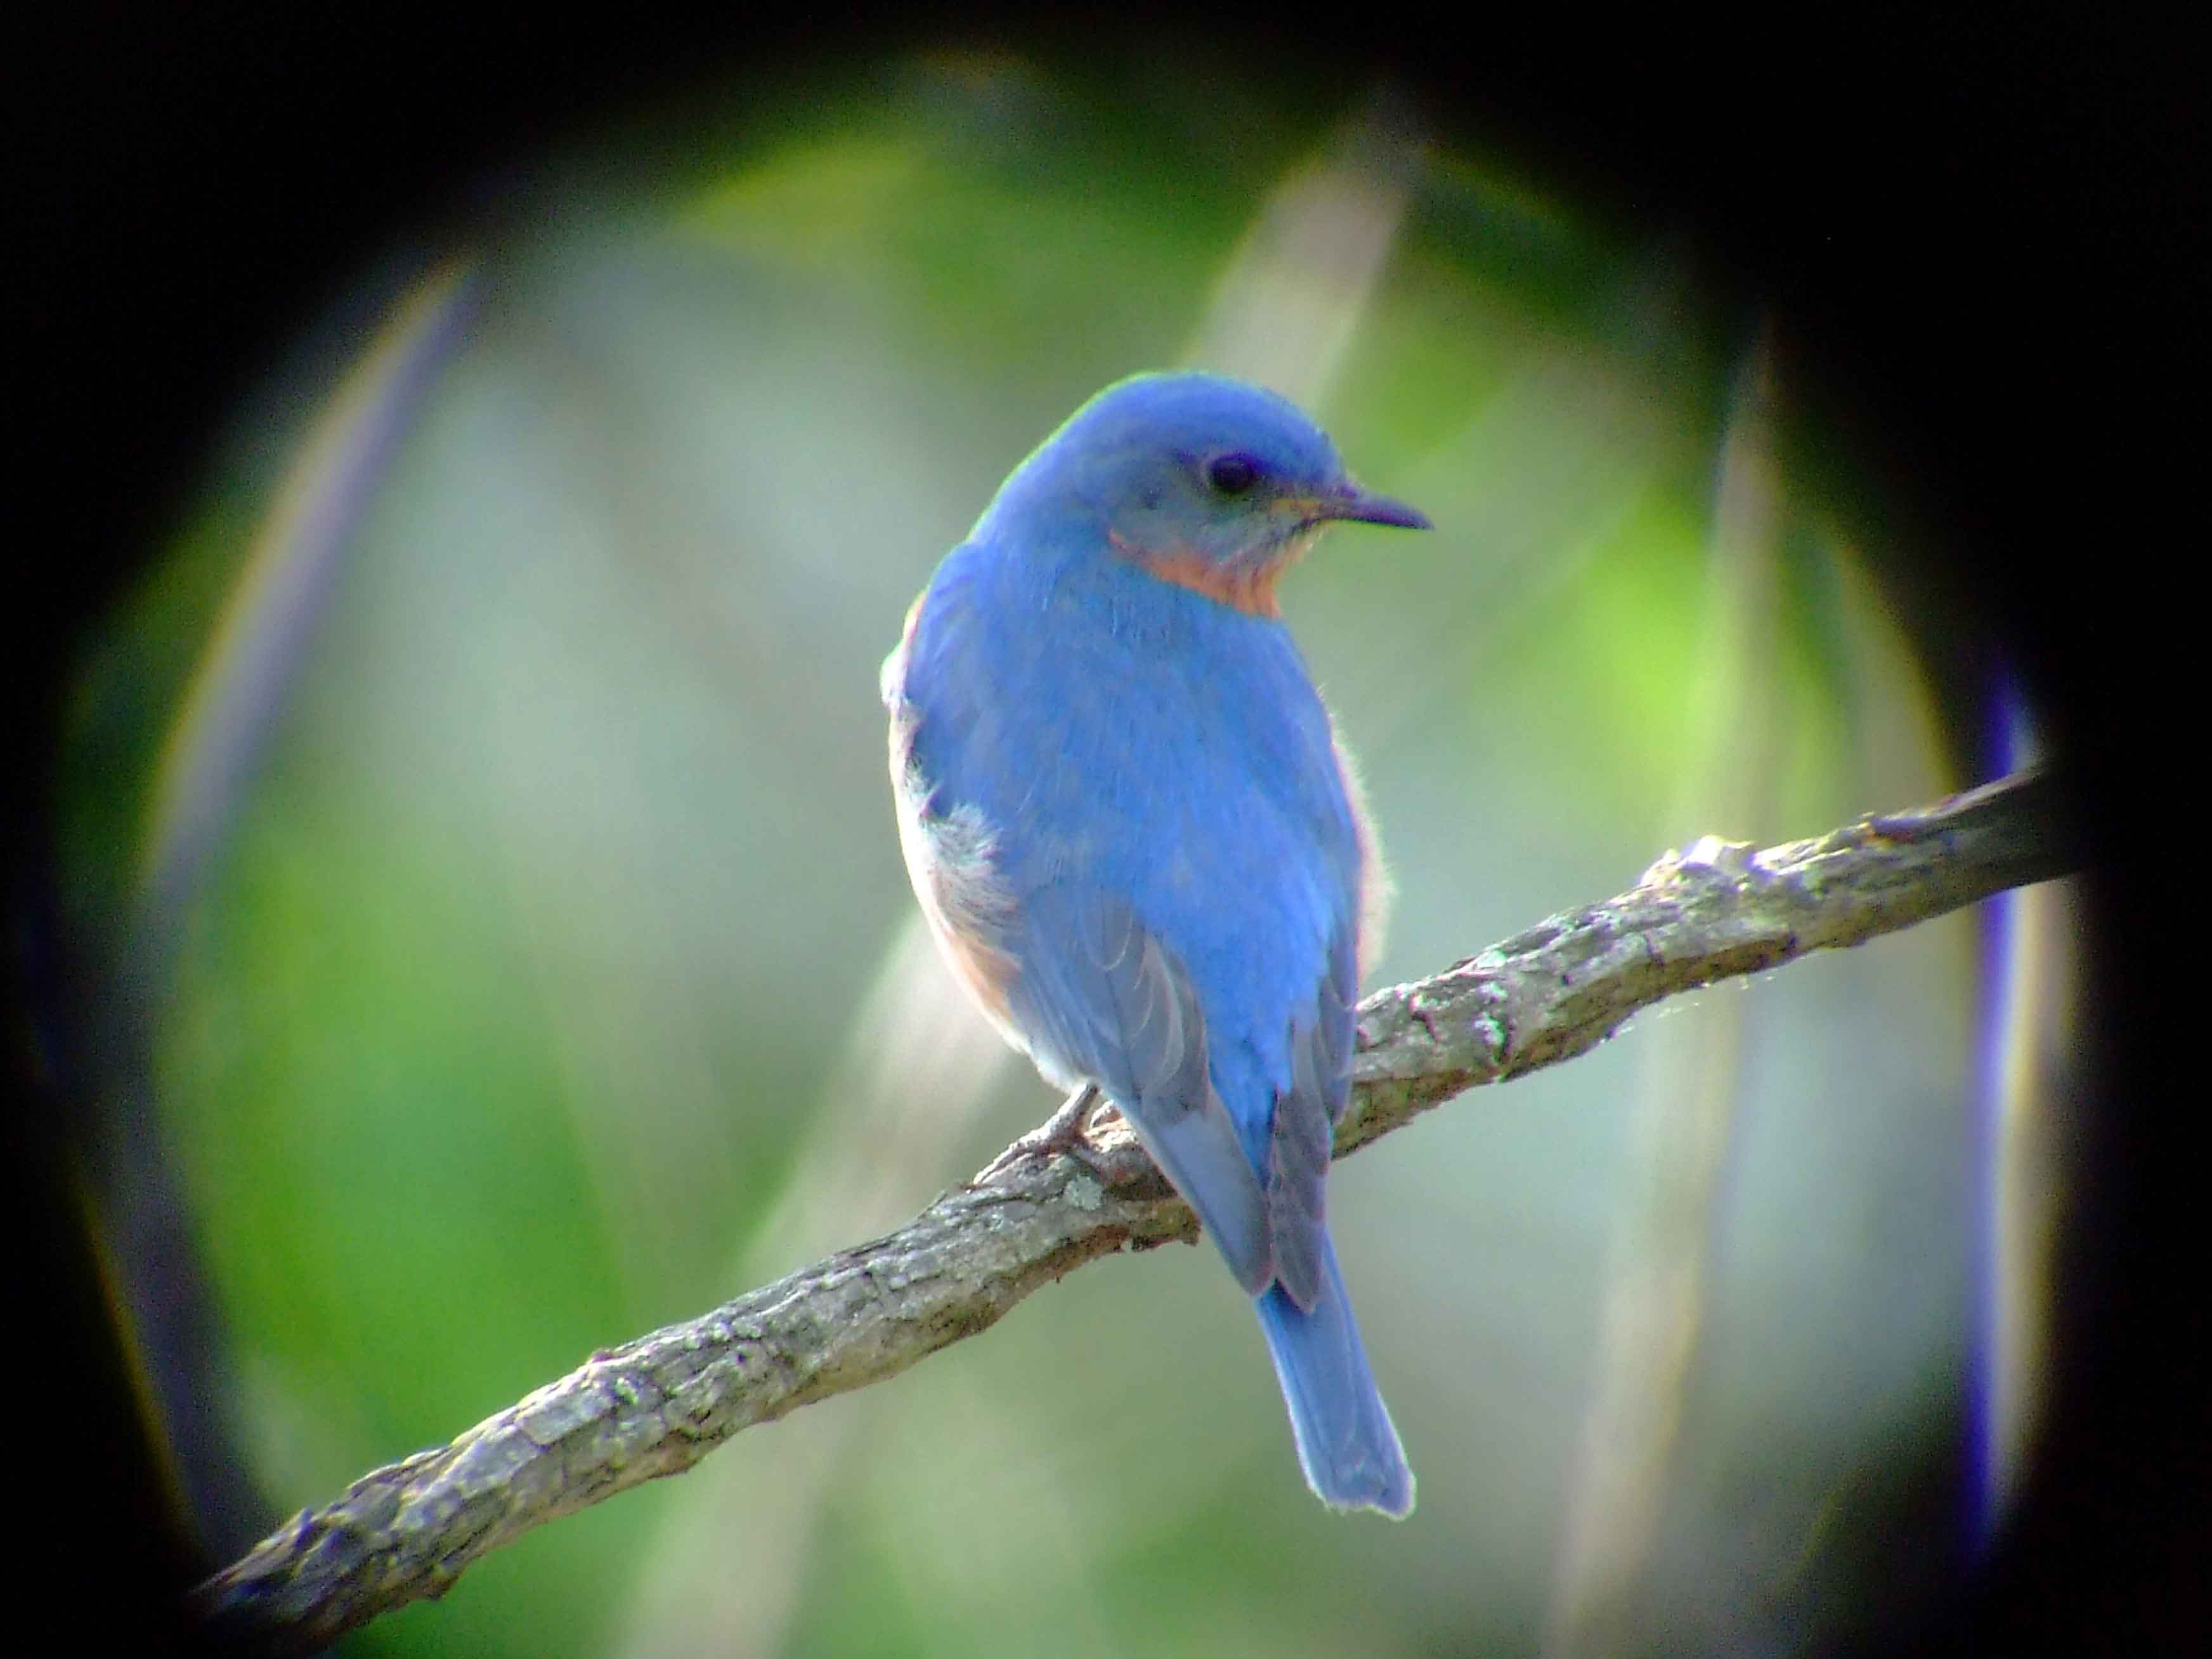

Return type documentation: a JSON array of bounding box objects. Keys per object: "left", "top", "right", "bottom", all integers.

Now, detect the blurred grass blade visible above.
[
  {"left": 141, "top": 257, "right": 480, "bottom": 949},
  {"left": 1545, "top": 321, "right": 1787, "bottom": 1656}
]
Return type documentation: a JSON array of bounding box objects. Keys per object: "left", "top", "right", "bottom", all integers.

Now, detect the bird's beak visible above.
[{"left": 1308, "top": 485, "right": 1431, "bottom": 531}]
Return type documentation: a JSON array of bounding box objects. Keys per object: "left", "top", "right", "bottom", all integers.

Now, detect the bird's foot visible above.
[{"left": 973, "top": 1084, "right": 1107, "bottom": 1183}]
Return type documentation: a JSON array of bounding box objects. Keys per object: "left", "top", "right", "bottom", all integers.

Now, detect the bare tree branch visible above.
[{"left": 194, "top": 767, "right": 2079, "bottom": 1653}]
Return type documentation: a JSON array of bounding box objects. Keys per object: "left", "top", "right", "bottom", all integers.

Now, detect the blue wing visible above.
[
  {"left": 1006, "top": 883, "right": 1272, "bottom": 1292},
  {"left": 1266, "top": 920, "right": 1358, "bottom": 1310}
]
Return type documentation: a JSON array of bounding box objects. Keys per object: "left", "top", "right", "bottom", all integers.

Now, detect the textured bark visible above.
[{"left": 195, "top": 767, "right": 2079, "bottom": 1653}]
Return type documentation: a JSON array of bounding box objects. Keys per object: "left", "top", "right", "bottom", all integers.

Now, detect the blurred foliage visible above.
[{"left": 62, "top": 46, "right": 2012, "bottom": 1659}]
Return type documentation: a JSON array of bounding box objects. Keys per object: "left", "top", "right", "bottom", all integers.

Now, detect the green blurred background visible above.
[{"left": 55, "top": 48, "right": 2079, "bottom": 1659}]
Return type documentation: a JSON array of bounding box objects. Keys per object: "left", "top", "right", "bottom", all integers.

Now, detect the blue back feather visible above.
[{"left": 907, "top": 541, "right": 1356, "bottom": 1151}]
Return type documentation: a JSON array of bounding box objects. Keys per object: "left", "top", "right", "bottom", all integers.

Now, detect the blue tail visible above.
[{"left": 1254, "top": 1231, "right": 1415, "bottom": 1518}]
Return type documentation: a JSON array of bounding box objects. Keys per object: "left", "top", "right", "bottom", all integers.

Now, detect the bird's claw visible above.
[{"left": 973, "top": 1084, "right": 1107, "bottom": 1183}]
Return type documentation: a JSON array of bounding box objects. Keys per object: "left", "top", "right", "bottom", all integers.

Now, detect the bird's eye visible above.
[{"left": 1204, "top": 453, "right": 1261, "bottom": 496}]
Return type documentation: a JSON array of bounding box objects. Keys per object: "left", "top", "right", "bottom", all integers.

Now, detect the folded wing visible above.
[{"left": 1011, "top": 885, "right": 1273, "bottom": 1295}]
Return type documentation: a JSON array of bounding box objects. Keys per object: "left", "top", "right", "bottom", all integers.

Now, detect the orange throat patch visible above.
[{"left": 1110, "top": 529, "right": 1301, "bottom": 617}]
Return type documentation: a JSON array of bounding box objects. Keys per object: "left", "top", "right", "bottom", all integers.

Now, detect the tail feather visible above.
[{"left": 1254, "top": 1232, "right": 1414, "bottom": 1518}]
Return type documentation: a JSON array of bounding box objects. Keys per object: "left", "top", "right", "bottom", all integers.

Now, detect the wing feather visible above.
[
  {"left": 1012, "top": 885, "right": 1273, "bottom": 1295},
  {"left": 1267, "top": 923, "right": 1358, "bottom": 1313}
]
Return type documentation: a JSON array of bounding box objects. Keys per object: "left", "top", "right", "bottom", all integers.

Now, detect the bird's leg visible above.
[{"left": 973, "top": 1083, "right": 1106, "bottom": 1183}]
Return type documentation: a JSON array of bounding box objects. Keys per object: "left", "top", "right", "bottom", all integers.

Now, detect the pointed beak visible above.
[{"left": 1310, "top": 485, "right": 1431, "bottom": 531}]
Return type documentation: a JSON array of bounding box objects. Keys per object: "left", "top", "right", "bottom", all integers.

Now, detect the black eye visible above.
[{"left": 1204, "top": 453, "right": 1261, "bottom": 496}]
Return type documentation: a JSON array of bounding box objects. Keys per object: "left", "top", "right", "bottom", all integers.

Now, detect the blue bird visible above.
[{"left": 883, "top": 371, "right": 1426, "bottom": 1516}]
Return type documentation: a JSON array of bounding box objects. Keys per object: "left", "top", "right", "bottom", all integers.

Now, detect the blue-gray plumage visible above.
[{"left": 883, "top": 371, "right": 1426, "bottom": 1514}]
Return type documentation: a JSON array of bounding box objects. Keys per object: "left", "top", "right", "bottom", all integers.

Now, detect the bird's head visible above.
[{"left": 982, "top": 372, "right": 1429, "bottom": 616}]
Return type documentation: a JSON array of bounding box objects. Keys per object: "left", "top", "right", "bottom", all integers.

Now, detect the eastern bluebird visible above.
[{"left": 882, "top": 371, "right": 1426, "bottom": 1516}]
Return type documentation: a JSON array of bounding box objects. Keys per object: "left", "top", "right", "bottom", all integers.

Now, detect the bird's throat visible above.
[{"left": 1107, "top": 529, "right": 1291, "bottom": 618}]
